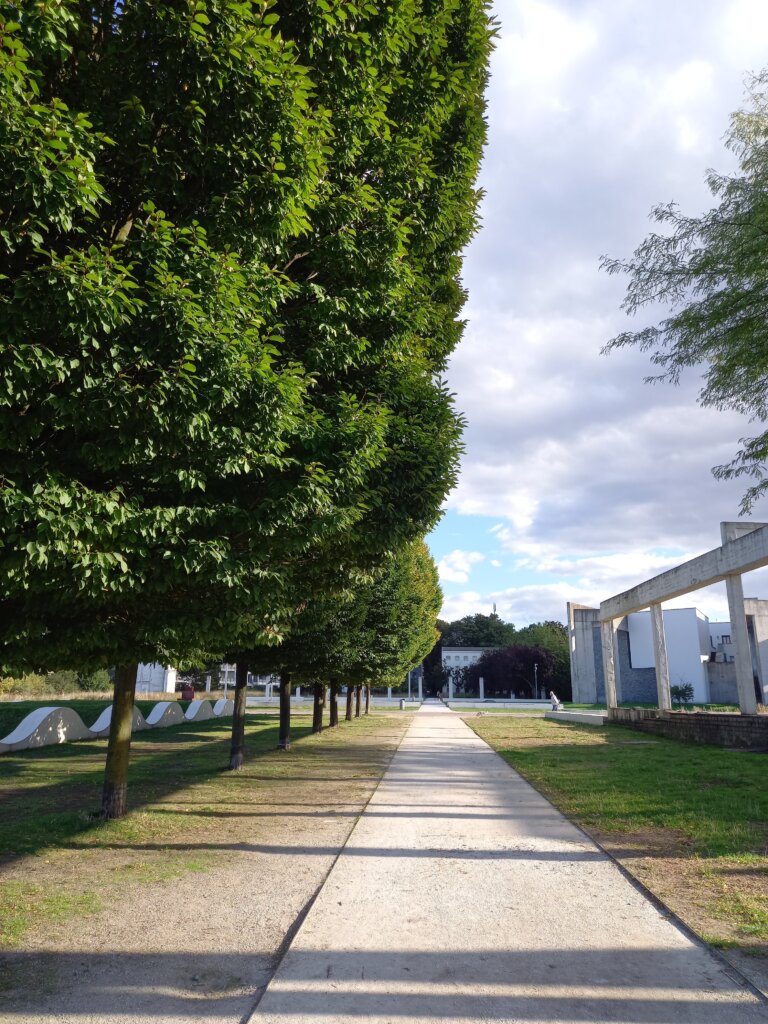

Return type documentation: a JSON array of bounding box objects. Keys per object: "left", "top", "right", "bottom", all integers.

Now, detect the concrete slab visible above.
[
  {"left": 249, "top": 704, "right": 767, "bottom": 1024},
  {"left": 545, "top": 710, "right": 608, "bottom": 725}
]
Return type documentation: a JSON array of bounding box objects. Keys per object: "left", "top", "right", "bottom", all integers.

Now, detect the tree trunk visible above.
[
  {"left": 329, "top": 679, "right": 339, "bottom": 728},
  {"left": 101, "top": 662, "right": 139, "bottom": 819},
  {"left": 345, "top": 684, "right": 353, "bottom": 722},
  {"left": 228, "top": 661, "right": 249, "bottom": 769},
  {"left": 312, "top": 681, "right": 325, "bottom": 734},
  {"left": 355, "top": 684, "right": 361, "bottom": 718},
  {"left": 365, "top": 684, "right": 371, "bottom": 715},
  {"left": 278, "top": 670, "right": 291, "bottom": 750}
]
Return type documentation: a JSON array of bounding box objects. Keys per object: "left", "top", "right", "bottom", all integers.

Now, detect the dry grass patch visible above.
[{"left": 0, "top": 712, "right": 411, "bottom": 954}]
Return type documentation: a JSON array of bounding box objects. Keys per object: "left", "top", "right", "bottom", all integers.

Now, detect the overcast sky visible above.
[{"left": 427, "top": 0, "right": 768, "bottom": 626}]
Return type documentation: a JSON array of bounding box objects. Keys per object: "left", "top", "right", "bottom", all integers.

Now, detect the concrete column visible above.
[
  {"left": 479, "top": 676, "right": 485, "bottom": 701},
  {"left": 650, "top": 602, "right": 672, "bottom": 710},
  {"left": 448, "top": 676, "right": 454, "bottom": 700},
  {"left": 417, "top": 674, "right": 422, "bottom": 702},
  {"left": 600, "top": 619, "right": 619, "bottom": 708},
  {"left": 745, "top": 599, "right": 768, "bottom": 705},
  {"left": 295, "top": 686, "right": 301, "bottom": 698},
  {"left": 387, "top": 686, "right": 392, "bottom": 700},
  {"left": 725, "top": 572, "right": 758, "bottom": 715}
]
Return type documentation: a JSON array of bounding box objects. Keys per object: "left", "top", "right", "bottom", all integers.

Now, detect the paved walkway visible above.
[{"left": 250, "top": 704, "right": 768, "bottom": 1023}]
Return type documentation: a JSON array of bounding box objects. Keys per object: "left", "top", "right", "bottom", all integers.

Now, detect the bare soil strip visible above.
[{"left": 0, "top": 712, "right": 411, "bottom": 1024}]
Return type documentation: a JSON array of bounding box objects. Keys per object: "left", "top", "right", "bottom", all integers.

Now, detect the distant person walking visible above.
[{"left": 550, "top": 690, "right": 561, "bottom": 711}]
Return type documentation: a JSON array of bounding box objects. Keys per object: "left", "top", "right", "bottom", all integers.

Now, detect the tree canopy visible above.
[
  {"left": 601, "top": 70, "right": 768, "bottom": 511},
  {"left": 0, "top": 1, "right": 494, "bottom": 814},
  {"left": 439, "top": 612, "right": 516, "bottom": 648},
  {"left": 0, "top": 1, "right": 493, "bottom": 674},
  {"left": 247, "top": 539, "right": 441, "bottom": 689}
]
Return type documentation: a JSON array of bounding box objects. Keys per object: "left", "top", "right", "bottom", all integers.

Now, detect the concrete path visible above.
[{"left": 249, "top": 703, "right": 768, "bottom": 1024}]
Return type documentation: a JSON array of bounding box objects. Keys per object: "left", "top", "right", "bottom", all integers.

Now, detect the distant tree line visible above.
[{"left": 423, "top": 613, "right": 571, "bottom": 699}]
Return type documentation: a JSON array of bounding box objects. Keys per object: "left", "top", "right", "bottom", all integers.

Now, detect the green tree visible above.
[
  {"left": 602, "top": 71, "right": 768, "bottom": 511},
  {"left": 440, "top": 613, "right": 516, "bottom": 647},
  {"left": 349, "top": 540, "right": 442, "bottom": 691},
  {"left": 464, "top": 645, "right": 555, "bottom": 699},
  {"left": 0, "top": 2, "right": 492, "bottom": 815},
  {"left": 232, "top": 540, "right": 441, "bottom": 758},
  {"left": 514, "top": 620, "right": 570, "bottom": 697}
]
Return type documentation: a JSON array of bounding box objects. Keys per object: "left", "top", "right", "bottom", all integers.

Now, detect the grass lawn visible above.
[
  {"left": 468, "top": 715, "right": 768, "bottom": 965},
  {"left": 0, "top": 711, "right": 408, "bottom": 952}
]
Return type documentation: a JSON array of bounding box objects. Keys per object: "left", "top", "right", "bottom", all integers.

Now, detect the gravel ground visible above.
[{"left": 0, "top": 714, "right": 410, "bottom": 1024}]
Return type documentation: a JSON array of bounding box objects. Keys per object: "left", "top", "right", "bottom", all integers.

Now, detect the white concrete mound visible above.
[
  {"left": 1, "top": 694, "right": 234, "bottom": 754},
  {"left": 144, "top": 701, "right": 185, "bottom": 728},
  {"left": 89, "top": 704, "right": 149, "bottom": 737},
  {"left": 184, "top": 699, "right": 214, "bottom": 721},
  {"left": 0, "top": 706, "right": 93, "bottom": 753}
]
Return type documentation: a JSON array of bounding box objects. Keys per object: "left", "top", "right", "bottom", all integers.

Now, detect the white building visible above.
[
  {"left": 625, "top": 608, "right": 726, "bottom": 703},
  {"left": 219, "top": 664, "right": 277, "bottom": 689},
  {"left": 441, "top": 646, "right": 493, "bottom": 672},
  {"left": 569, "top": 602, "right": 768, "bottom": 706},
  {"left": 135, "top": 663, "right": 177, "bottom": 694}
]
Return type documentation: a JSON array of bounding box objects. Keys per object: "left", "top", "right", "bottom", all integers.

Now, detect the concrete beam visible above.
[{"left": 600, "top": 523, "right": 768, "bottom": 621}]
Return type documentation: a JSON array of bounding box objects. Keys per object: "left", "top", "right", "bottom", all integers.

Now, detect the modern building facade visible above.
[
  {"left": 568, "top": 602, "right": 768, "bottom": 706},
  {"left": 441, "top": 646, "right": 494, "bottom": 674}
]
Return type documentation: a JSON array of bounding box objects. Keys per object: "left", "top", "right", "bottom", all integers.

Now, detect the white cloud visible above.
[
  {"left": 442, "top": 582, "right": 584, "bottom": 626},
  {"left": 437, "top": 549, "right": 485, "bottom": 584},
  {"left": 431, "top": 1, "right": 768, "bottom": 630}
]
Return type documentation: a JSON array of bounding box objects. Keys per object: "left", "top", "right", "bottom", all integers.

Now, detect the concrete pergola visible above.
[{"left": 599, "top": 522, "right": 768, "bottom": 715}]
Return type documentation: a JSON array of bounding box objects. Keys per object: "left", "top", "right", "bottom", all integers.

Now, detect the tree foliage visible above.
[
  {"left": 439, "top": 612, "right": 516, "bottom": 647},
  {"left": 247, "top": 540, "right": 441, "bottom": 689},
  {"left": 0, "top": 1, "right": 493, "bottom": 673},
  {"left": 602, "top": 71, "right": 768, "bottom": 511},
  {"left": 514, "top": 620, "right": 569, "bottom": 693},
  {"left": 0, "top": 1, "right": 493, "bottom": 815}
]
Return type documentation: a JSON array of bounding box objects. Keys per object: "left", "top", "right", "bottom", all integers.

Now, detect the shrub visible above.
[
  {"left": 41, "top": 671, "right": 79, "bottom": 694},
  {"left": 0, "top": 674, "right": 46, "bottom": 696},
  {"left": 76, "top": 669, "right": 112, "bottom": 692},
  {"left": 671, "top": 683, "right": 695, "bottom": 706}
]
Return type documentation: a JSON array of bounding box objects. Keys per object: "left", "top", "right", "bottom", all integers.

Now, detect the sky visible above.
[{"left": 427, "top": 0, "right": 768, "bottom": 627}]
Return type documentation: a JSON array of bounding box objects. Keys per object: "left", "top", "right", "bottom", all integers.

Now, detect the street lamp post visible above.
[{"left": 534, "top": 662, "right": 538, "bottom": 699}]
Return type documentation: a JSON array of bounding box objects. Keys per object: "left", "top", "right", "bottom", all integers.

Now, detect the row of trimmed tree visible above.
[
  {"left": 0, "top": 3, "right": 494, "bottom": 815},
  {"left": 227, "top": 538, "right": 442, "bottom": 766}
]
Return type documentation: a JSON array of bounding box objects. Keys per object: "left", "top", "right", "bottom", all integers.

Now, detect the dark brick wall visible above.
[{"left": 608, "top": 707, "right": 768, "bottom": 749}]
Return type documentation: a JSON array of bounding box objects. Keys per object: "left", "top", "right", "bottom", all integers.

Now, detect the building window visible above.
[{"left": 722, "top": 635, "right": 731, "bottom": 644}]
